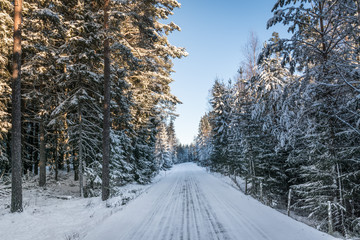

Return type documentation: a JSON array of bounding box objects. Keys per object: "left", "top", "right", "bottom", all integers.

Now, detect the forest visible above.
[
  {"left": 0, "top": 0, "right": 188, "bottom": 212},
  {"left": 2, "top": 0, "right": 360, "bottom": 239},
  {"left": 194, "top": 1, "right": 360, "bottom": 237}
]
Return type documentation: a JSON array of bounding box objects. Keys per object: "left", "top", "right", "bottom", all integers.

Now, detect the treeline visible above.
[
  {"left": 195, "top": 0, "right": 360, "bottom": 237},
  {"left": 176, "top": 144, "right": 195, "bottom": 163},
  {"left": 0, "top": 0, "right": 186, "bottom": 203}
]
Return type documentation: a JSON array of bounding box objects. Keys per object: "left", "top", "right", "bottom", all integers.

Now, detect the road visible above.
[{"left": 84, "top": 163, "right": 336, "bottom": 240}]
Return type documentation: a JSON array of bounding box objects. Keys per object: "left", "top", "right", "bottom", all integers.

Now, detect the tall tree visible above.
[
  {"left": 209, "top": 79, "right": 232, "bottom": 173},
  {"left": 11, "top": 0, "right": 23, "bottom": 213},
  {"left": 22, "top": 1, "right": 62, "bottom": 185},
  {"left": 167, "top": 119, "right": 177, "bottom": 164},
  {"left": 195, "top": 113, "right": 213, "bottom": 167},
  {"left": 267, "top": 0, "right": 360, "bottom": 234},
  {"left": 102, "top": 0, "right": 110, "bottom": 201},
  {"left": 155, "top": 122, "right": 171, "bottom": 170},
  {"left": 0, "top": 0, "right": 186, "bottom": 200},
  {"left": 50, "top": 0, "right": 105, "bottom": 195}
]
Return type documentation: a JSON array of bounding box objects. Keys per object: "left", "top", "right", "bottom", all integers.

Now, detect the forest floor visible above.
[
  {"left": 0, "top": 169, "right": 165, "bottom": 240},
  {"left": 83, "top": 163, "right": 338, "bottom": 240}
]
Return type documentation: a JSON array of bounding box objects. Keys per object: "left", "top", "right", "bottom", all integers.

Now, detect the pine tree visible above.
[
  {"left": 102, "top": 0, "right": 111, "bottom": 201},
  {"left": 11, "top": 0, "right": 23, "bottom": 213}
]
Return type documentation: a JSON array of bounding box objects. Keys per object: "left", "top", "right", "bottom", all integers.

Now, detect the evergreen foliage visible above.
[
  {"left": 0, "top": 0, "right": 12, "bottom": 173},
  {"left": 1, "top": 0, "right": 186, "bottom": 201},
  {"left": 194, "top": 1, "right": 360, "bottom": 236}
]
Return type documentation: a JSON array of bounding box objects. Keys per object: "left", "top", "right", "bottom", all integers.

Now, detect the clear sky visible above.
[{"left": 168, "top": 0, "right": 289, "bottom": 145}]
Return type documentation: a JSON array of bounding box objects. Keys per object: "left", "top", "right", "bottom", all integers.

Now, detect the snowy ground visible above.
[
  {"left": 0, "top": 170, "right": 165, "bottom": 240},
  {"left": 84, "top": 163, "right": 338, "bottom": 240}
]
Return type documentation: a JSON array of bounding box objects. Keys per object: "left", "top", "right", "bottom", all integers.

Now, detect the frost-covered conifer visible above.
[
  {"left": 113, "top": 0, "right": 186, "bottom": 180},
  {"left": 0, "top": 0, "right": 12, "bottom": 172},
  {"left": 110, "top": 67, "right": 135, "bottom": 187},
  {"left": 267, "top": 0, "right": 360, "bottom": 234},
  {"left": 155, "top": 122, "right": 172, "bottom": 170},
  {"left": 0, "top": 0, "right": 186, "bottom": 198},
  {"left": 195, "top": 114, "right": 213, "bottom": 167},
  {"left": 20, "top": 0, "right": 68, "bottom": 185},
  {"left": 209, "top": 80, "right": 233, "bottom": 173},
  {"left": 166, "top": 119, "right": 178, "bottom": 164},
  {"left": 51, "top": 0, "right": 104, "bottom": 195}
]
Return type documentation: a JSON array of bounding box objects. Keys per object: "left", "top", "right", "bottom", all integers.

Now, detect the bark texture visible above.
[
  {"left": 11, "top": 0, "right": 23, "bottom": 213},
  {"left": 102, "top": 0, "right": 111, "bottom": 201}
]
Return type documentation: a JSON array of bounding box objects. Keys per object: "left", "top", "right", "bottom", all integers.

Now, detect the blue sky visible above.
[{"left": 168, "top": 0, "right": 289, "bottom": 145}]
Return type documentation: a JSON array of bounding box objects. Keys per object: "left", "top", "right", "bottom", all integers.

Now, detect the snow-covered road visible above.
[{"left": 85, "top": 163, "right": 336, "bottom": 240}]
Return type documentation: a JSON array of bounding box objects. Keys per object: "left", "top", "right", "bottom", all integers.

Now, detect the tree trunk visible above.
[
  {"left": 28, "top": 122, "right": 34, "bottom": 174},
  {"left": 351, "top": 200, "right": 355, "bottom": 218},
  {"left": 55, "top": 130, "right": 58, "bottom": 181},
  {"left": 251, "top": 159, "right": 256, "bottom": 194},
  {"left": 356, "top": 0, "right": 360, "bottom": 62},
  {"left": 336, "top": 163, "right": 347, "bottom": 237},
  {"left": 33, "top": 123, "right": 39, "bottom": 175},
  {"left": 259, "top": 179, "right": 263, "bottom": 202},
  {"left": 67, "top": 153, "right": 70, "bottom": 173},
  {"left": 78, "top": 105, "right": 84, "bottom": 197},
  {"left": 287, "top": 189, "right": 292, "bottom": 216},
  {"left": 318, "top": 2, "right": 327, "bottom": 58},
  {"left": 245, "top": 177, "right": 248, "bottom": 195},
  {"left": 102, "top": 0, "right": 111, "bottom": 201},
  {"left": 59, "top": 150, "right": 64, "bottom": 170},
  {"left": 24, "top": 122, "right": 34, "bottom": 174},
  {"left": 328, "top": 201, "right": 333, "bottom": 234},
  {"left": 357, "top": 0, "right": 360, "bottom": 26},
  {"left": 11, "top": 0, "right": 23, "bottom": 213},
  {"left": 39, "top": 121, "right": 46, "bottom": 187},
  {"left": 73, "top": 154, "right": 79, "bottom": 181}
]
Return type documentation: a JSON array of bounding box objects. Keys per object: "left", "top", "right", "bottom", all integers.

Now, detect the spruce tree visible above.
[
  {"left": 209, "top": 80, "right": 231, "bottom": 173},
  {"left": 195, "top": 114, "right": 213, "bottom": 167},
  {"left": 268, "top": 0, "right": 360, "bottom": 233},
  {"left": 155, "top": 122, "right": 171, "bottom": 170}
]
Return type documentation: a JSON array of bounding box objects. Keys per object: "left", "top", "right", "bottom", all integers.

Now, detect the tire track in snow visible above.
[
  {"left": 187, "top": 176, "right": 201, "bottom": 240},
  {"left": 192, "top": 176, "right": 230, "bottom": 240},
  {"left": 124, "top": 172, "right": 232, "bottom": 240},
  {"left": 121, "top": 174, "right": 182, "bottom": 240},
  {"left": 159, "top": 174, "right": 187, "bottom": 240},
  {"left": 204, "top": 186, "right": 271, "bottom": 240},
  {"left": 84, "top": 163, "right": 337, "bottom": 240}
]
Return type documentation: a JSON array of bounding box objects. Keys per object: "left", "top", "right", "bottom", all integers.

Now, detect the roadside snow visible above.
[
  {"left": 0, "top": 164, "right": 343, "bottom": 240},
  {"left": 0, "top": 170, "right": 166, "bottom": 240}
]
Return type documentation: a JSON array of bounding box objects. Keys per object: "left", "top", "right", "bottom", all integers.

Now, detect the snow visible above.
[
  {"left": 84, "top": 163, "right": 338, "bottom": 240},
  {"left": 0, "top": 163, "right": 341, "bottom": 240},
  {"left": 0, "top": 170, "right": 165, "bottom": 240}
]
